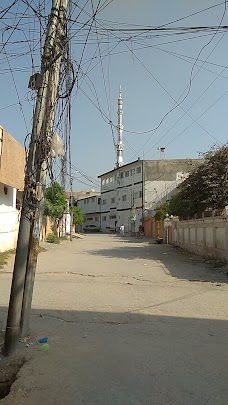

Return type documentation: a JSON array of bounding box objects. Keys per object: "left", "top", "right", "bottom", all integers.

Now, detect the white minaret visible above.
[{"left": 116, "top": 86, "right": 124, "bottom": 168}]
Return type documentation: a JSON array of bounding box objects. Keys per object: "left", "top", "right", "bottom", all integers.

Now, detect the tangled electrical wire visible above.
[{"left": 1, "top": 0, "right": 228, "bottom": 185}]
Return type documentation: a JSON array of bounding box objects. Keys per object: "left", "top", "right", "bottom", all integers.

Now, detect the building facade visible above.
[
  {"left": 65, "top": 190, "right": 100, "bottom": 202},
  {"left": 77, "top": 194, "right": 101, "bottom": 231},
  {"left": 0, "top": 126, "right": 26, "bottom": 251},
  {"left": 98, "top": 158, "right": 200, "bottom": 234}
]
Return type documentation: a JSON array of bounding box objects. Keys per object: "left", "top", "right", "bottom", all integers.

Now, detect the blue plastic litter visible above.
[{"left": 38, "top": 337, "right": 48, "bottom": 343}]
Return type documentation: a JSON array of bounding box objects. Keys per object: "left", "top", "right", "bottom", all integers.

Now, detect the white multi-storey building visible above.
[
  {"left": 77, "top": 194, "right": 101, "bottom": 231},
  {"left": 98, "top": 89, "right": 200, "bottom": 234},
  {"left": 98, "top": 158, "right": 200, "bottom": 233}
]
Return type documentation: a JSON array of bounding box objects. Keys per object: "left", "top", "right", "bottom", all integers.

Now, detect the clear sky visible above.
[{"left": 0, "top": 0, "right": 228, "bottom": 190}]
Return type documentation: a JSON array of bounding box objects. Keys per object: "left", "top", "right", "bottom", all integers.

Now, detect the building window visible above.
[
  {"left": 102, "top": 179, "right": 105, "bottom": 185},
  {"left": 134, "top": 191, "right": 142, "bottom": 199},
  {"left": 92, "top": 197, "right": 95, "bottom": 202},
  {"left": 84, "top": 200, "right": 86, "bottom": 204},
  {"left": 102, "top": 216, "right": 106, "bottom": 221},
  {"left": 136, "top": 166, "right": 141, "bottom": 174},
  {"left": 120, "top": 172, "right": 124, "bottom": 179},
  {"left": 111, "top": 197, "right": 115, "bottom": 204},
  {"left": 87, "top": 217, "right": 93, "bottom": 221},
  {"left": 125, "top": 170, "right": 129, "bottom": 177},
  {"left": 95, "top": 217, "right": 98, "bottom": 222},
  {"left": 131, "top": 169, "right": 135, "bottom": 176},
  {"left": 98, "top": 198, "right": 101, "bottom": 205},
  {"left": 102, "top": 199, "right": 106, "bottom": 205},
  {"left": 110, "top": 215, "right": 116, "bottom": 220},
  {"left": 87, "top": 199, "right": 89, "bottom": 204},
  {"left": 122, "top": 195, "right": 127, "bottom": 201}
]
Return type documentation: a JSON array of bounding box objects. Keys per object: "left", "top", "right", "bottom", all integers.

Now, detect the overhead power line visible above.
[
  {"left": 100, "top": 25, "right": 228, "bottom": 32},
  {"left": 146, "top": 88, "right": 228, "bottom": 160},
  {"left": 96, "top": 1, "right": 228, "bottom": 29}
]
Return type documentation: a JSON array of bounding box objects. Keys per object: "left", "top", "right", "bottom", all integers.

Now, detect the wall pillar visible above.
[
  {"left": 12, "top": 187, "right": 17, "bottom": 209},
  {"left": 225, "top": 218, "right": 228, "bottom": 255},
  {"left": 212, "top": 210, "right": 216, "bottom": 249},
  {"left": 194, "top": 215, "right": 197, "bottom": 247}
]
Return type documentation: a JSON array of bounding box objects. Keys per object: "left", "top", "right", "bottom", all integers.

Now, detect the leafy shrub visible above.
[{"left": 46, "top": 233, "right": 59, "bottom": 244}]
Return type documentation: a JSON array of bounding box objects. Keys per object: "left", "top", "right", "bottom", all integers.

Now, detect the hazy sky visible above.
[{"left": 1, "top": 0, "right": 228, "bottom": 190}]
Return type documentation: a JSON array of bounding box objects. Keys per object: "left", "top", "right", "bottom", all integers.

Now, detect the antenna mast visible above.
[{"left": 116, "top": 86, "right": 124, "bottom": 168}]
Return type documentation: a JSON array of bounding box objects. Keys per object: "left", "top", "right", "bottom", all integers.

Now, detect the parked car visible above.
[{"left": 83, "top": 224, "right": 101, "bottom": 233}]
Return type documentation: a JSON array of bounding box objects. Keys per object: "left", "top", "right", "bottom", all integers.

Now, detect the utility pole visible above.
[
  {"left": 4, "top": 0, "right": 69, "bottom": 354},
  {"left": 61, "top": 156, "right": 67, "bottom": 191},
  {"left": 69, "top": 176, "right": 73, "bottom": 241},
  {"left": 20, "top": 161, "right": 47, "bottom": 338},
  {"left": 20, "top": 0, "right": 68, "bottom": 338},
  {"left": 131, "top": 168, "right": 136, "bottom": 236}
]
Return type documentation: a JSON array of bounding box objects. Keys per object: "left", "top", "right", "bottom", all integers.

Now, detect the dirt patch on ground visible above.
[
  {"left": 0, "top": 251, "right": 15, "bottom": 270},
  {"left": 0, "top": 355, "right": 26, "bottom": 400},
  {"left": 0, "top": 331, "right": 27, "bottom": 401}
]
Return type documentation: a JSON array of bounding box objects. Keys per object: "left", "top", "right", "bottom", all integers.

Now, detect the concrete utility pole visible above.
[
  {"left": 61, "top": 157, "right": 67, "bottom": 191},
  {"left": 21, "top": 1, "right": 68, "bottom": 338},
  {"left": 4, "top": 0, "right": 69, "bottom": 354},
  {"left": 69, "top": 176, "right": 73, "bottom": 241}
]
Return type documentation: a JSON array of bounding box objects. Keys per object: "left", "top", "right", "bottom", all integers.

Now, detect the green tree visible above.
[
  {"left": 154, "top": 201, "right": 170, "bottom": 221},
  {"left": 44, "top": 183, "right": 67, "bottom": 234},
  {"left": 169, "top": 145, "right": 228, "bottom": 219},
  {"left": 72, "top": 206, "right": 84, "bottom": 226}
]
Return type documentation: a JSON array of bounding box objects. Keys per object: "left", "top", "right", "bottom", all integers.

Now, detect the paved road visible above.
[{"left": 0, "top": 234, "right": 228, "bottom": 404}]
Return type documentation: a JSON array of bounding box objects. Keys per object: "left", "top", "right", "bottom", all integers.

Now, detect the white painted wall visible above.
[
  {"left": 77, "top": 195, "right": 100, "bottom": 215},
  {"left": 99, "top": 163, "right": 190, "bottom": 233},
  {"left": 144, "top": 171, "right": 190, "bottom": 211},
  {"left": 145, "top": 180, "right": 176, "bottom": 209},
  {"left": 83, "top": 214, "right": 100, "bottom": 230},
  {"left": 0, "top": 183, "right": 19, "bottom": 252},
  {"left": 77, "top": 196, "right": 101, "bottom": 230},
  {"left": 171, "top": 215, "right": 228, "bottom": 261},
  {"left": 100, "top": 162, "right": 143, "bottom": 233}
]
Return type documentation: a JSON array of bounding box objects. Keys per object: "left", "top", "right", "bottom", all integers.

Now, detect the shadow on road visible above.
[
  {"left": 0, "top": 306, "right": 228, "bottom": 404},
  {"left": 88, "top": 237, "right": 228, "bottom": 284}
]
